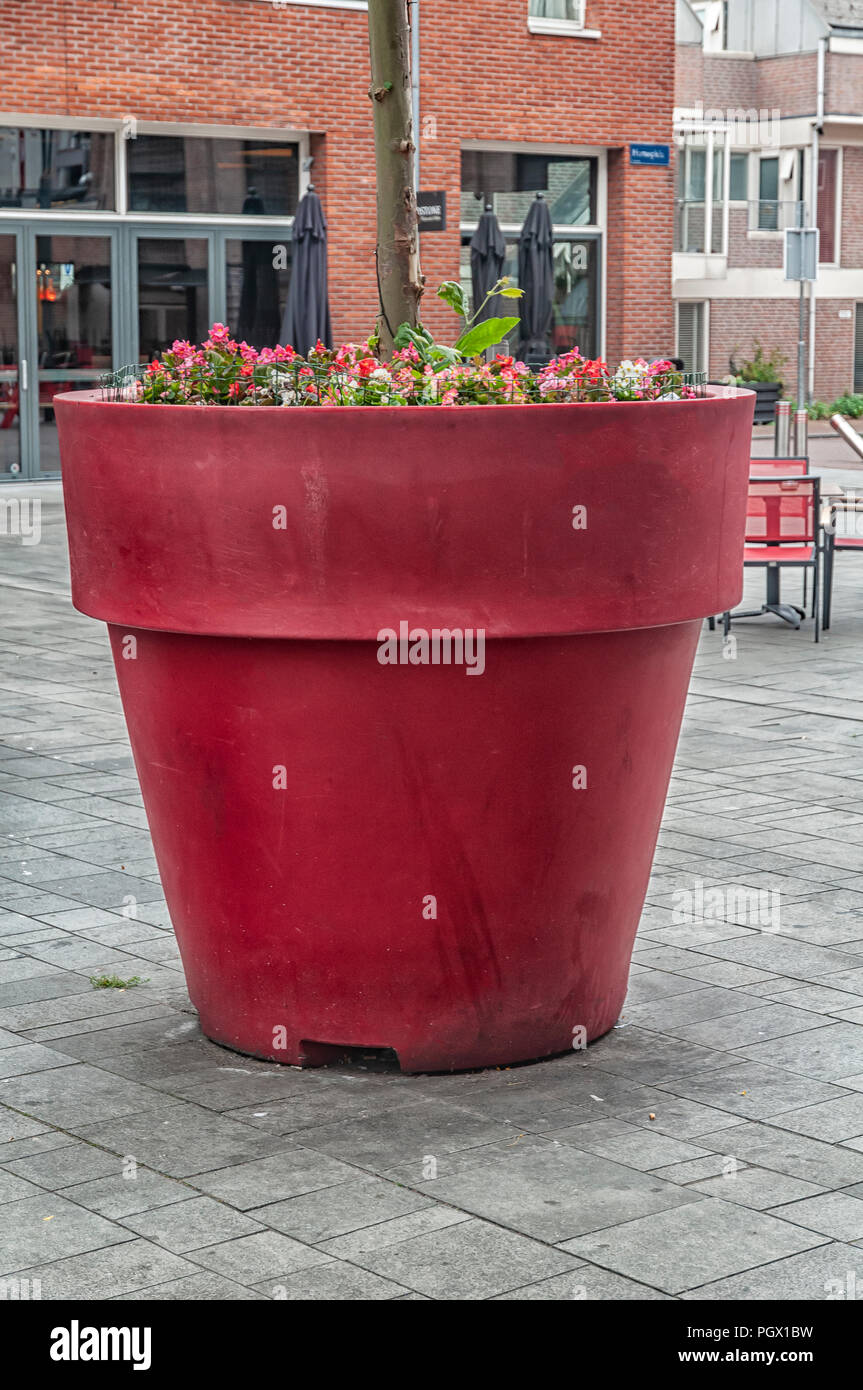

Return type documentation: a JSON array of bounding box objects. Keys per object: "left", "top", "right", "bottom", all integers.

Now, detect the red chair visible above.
[
  {"left": 822, "top": 495, "right": 863, "bottom": 630},
  {"left": 723, "top": 476, "right": 821, "bottom": 641},
  {"left": 749, "top": 456, "right": 808, "bottom": 478}
]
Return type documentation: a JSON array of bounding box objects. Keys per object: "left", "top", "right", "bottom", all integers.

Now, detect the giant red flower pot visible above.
[{"left": 56, "top": 388, "right": 753, "bottom": 1072}]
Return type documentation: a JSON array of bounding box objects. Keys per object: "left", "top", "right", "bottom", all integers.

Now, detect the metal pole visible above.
[
  {"left": 775, "top": 399, "right": 791, "bottom": 455},
  {"left": 411, "top": 0, "right": 420, "bottom": 190},
  {"left": 797, "top": 279, "right": 806, "bottom": 411},
  {"left": 794, "top": 409, "right": 808, "bottom": 457}
]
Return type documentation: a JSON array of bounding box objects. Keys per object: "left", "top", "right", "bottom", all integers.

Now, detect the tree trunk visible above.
[{"left": 367, "top": 0, "right": 423, "bottom": 357}]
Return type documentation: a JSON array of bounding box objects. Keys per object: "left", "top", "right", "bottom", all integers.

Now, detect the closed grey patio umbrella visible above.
[
  {"left": 281, "top": 186, "right": 333, "bottom": 353},
  {"left": 470, "top": 204, "right": 506, "bottom": 321},
  {"left": 517, "top": 193, "right": 554, "bottom": 359}
]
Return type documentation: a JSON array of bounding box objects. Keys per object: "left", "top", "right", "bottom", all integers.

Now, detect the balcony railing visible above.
[
  {"left": 674, "top": 198, "right": 807, "bottom": 253},
  {"left": 674, "top": 200, "right": 724, "bottom": 255}
]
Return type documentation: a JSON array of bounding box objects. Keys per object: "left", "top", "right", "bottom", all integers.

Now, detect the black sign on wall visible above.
[{"left": 416, "top": 191, "right": 446, "bottom": 231}]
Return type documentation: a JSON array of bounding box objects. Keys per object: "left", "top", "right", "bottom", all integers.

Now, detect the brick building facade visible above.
[
  {"left": 674, "top": 0, "right": 863, "bottom": 403},
  {"left": 0, "top": 0, "right": 678, "bottom": 477}
]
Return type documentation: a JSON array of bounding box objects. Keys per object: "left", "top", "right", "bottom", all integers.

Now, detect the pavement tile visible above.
[
  {"left": 405, "top": 1140, "right": 700, "bottom": 1242},
  {"left": 253, "top": 1177, "right": 434, "bottom": 1243},
  {"left": 120, "top": 1196, "right": 263, "bottom": 1252},
  {"left": 693, "top": 1120, "right": 863, "bottom": 1187},
  {"left": 73, "top": 1103, "right": 288, "bottom": 1178},
  {"left": 7, "top": 1238, "right": 199, "bottom": 1300},
  {"left": 0, "top": 1191, "right": 135, "bottom": 1275},
  {"left": 334, "top": 1216, "right": 578, "bottom": 1300},
  {"left": 687, "top": 1167, "right": 825, "bottom": 1210},
  {"left": 560, "top": 1198, "right": 826, "bottom": 1294},
  {"left": 767, "top": 1193, "right": 863, "bottom": 1240},
  {"left": 185, "top": 1148, "right": 361, "bottom": 1208},
  {"left": 679, "top": 1242, "right": 863, "bottom": 1300}
]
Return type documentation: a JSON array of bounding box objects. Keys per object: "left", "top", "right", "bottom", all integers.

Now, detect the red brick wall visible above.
[
  {"left": 3, "top": 0, "right": 676, "bottom": 357},
  {"left": 706, "top": 297, "right": 855, "bottom": 403}
]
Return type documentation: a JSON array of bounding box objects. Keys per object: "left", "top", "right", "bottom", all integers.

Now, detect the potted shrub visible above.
[
  {"left": 730, "top": 342, "right": 787, "bottom": 424},
  {"left": 54, "top": 0, "right": 754, "bottom": 1071}
]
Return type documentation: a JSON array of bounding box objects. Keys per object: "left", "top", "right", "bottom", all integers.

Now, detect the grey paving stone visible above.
[
  {"left": 560, "top": 1198, "right": 826, "bottom": 1294},
  {"left": 734, "top": 1022, "right": 863, "bottom": 1081},
  {"left": 16, "top": 1238, "right": 201, "bottom": 1300},
  {"left": 672, "top": 1003, "right": 828, "bottom": 1049},
  {"left": 687, "top": 1167, "right": 825, "bottom": 1210},
  {"left": 407, "top": 1140, "right": 699, "bottom": 1242},
  {"left": 0, "top": 1042, "right": 77, "bottom": 1078},
  {"left": 654, "top": 1061, "right": 848, "bottom": 1119},
  {"left": 295, "top": 1100, "right": 515, "bottom": 1174},
  {"left": 693, "top": 1120, "right": 863, "bottom": 1187},
  {"left": 3, "top": 1140, "right": 121, "bottom": 1189},
  {"left": 0, "top": 1169, "right": 44, "bottom": 1203},
  {"left": 543, "top": 1118, "right": 711, "bottom": 1171},
  {"left": 623, "top": 986, "right": 765, "bottom": 1033},
  {"left": 340, "top": 1216, "right": 578, "bottom": 1300},
  {"left": 59, "top": 1168, "right": 191, "bottom": 1219},
  {"left": 698, "top": 935, "right": 863, "bottom": 982},
  {"left": 766, "top": 1093, "right": 863, "bottom": 1142},
  {"left": 74, "top": 1103, "right": 288, "bottom": 1178},
  {"left": 0, "top": 1192, "right": 134, "bottom": 1274},
  {"left": 613, "top": 1096, "right": 745, "bottom": 1139},
  {"left": 253, "top": 1261, "right": 407, "bottom": 1300},
  {"left": 186, "top": 1148, "right": 361, "bottom": 1208},
  {"left": 253, "top": 1177, "right": 434, "bottom": 1244},
  {"left": 768, "top": 1193, "right": 863, "bottom": 1240},
  {"left": 191, "top": 1230, "right": 332, "bottom": 1283},
  {"left": 0, "top": 1062, "right": 165, "bottom": 1128},
  {"left": 120, "top": 1196, "right": 263, "bottom": 1252},
  {"left": 492, "top": 1267, "right": 673, "bottom": 1299},
  {"left": 114, "top": 1272, "right": 267, "bottom": 1300},
  {"left": 317, "top": 1206, "right": 471, "bottom": 1260},
  {"left": 680, "top": 1242, "right": 863, "bottom": 1300},
  {"left": 579, "top": 1028, "right": 732, "bottom": 1086}
]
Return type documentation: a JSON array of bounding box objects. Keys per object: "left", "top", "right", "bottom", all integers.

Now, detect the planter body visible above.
[
  {"left": 746, "top": 381, "right": 781, "bottom": 425},
  {"left": 56, "top": 390, "right": 753, "bottom": 1071}
]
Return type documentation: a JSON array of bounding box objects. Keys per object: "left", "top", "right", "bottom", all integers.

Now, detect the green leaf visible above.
[
  {"left": 498, "top": 286, "right": 524, "bottom": 298},
  {"left": 454, "top": 316, "right": 520, "bottom": 358},
  {"left": 436, "top": 281, "right": 468, "bottom": 319}
]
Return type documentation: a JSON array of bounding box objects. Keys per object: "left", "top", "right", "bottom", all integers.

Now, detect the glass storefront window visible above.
[
  {"left": 226, "top": 239, "right": 291, "bottom": 349},
  {"left": 128, "top": 136, "right": 300, "bottom": 216},
  {"left": 137, "top": 238, "right": 210, "bottom": 361},
  {"left": 0, "top": 128, "right": 115, "bottom": 210},
  {"left": 460, "top": 235, "right": 599, "bottom": 359},
  {"left": 461, "top": 151, "right": 596, "bottom": 226},
  {"left": 35, "top": 235, "right": 112, "bottom": 369}
]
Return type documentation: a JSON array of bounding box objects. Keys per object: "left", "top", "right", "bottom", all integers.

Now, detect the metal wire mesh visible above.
[{"left": 100, "top": 362, "right": 709, "bottom": 407}]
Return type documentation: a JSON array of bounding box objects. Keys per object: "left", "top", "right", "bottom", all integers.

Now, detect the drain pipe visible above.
[
  {"left": 411, "top": 0, "right": 420, "bottom": 189},
  {"left": 808, "top": 34, "right": 827, "bottom": 402}
]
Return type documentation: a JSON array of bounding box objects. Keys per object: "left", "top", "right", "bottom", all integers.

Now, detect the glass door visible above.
[
  {"left": 0, "top": 232, "right": 23, "bottom": 477},
  {"left": 28, "top": 227, "right": 116, "bottom": 477},
  {"left": 131, "top": 230, "right": 213, "bottom": 362}
]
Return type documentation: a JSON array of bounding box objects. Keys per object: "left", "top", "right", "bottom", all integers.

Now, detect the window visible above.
[
  {"left": 529, "top": 0, "right": 585, "bottom": 23},
  {"left": 127, "top": 135, "right": 300, "bottom": 216},
  {"left": 459, "top": 234, "right": 599, "bottom": 358},
  {"left": 677, "top": 301, "right": 707, "bottom": 374},
  {"left": 729, "top": 152, "right": 748, "bottom": 202},
  {"left": 461, "top": 151, "right": 597, "bottom": 226},
  {"left": 692, "top": 1, "right": 727, "bottom": 51},
  {"left": 818, "top": 149, "right": 838, "bottom": 264},
  {"left": 0, "top": 128, "right": 115, "bottom": 210},
  {"left": 758, "top": 156, "right": 779, "bottom": 229},
  {"left": 855, "top": 305, "right": 863, "bottom": 394}
]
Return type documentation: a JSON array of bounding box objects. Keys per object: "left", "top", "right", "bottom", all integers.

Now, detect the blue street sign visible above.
[{"left": 629, "top": 143, "right": 670, "bottom": 167}]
